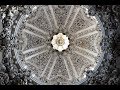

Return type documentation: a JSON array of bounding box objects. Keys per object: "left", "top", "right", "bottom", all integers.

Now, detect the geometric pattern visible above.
[{"left": 14, "top": 5, "right": 102, "bottom": 85}]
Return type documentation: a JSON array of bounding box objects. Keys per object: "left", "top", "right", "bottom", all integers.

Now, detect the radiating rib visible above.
[
  {"left": 25, "top": 23, "right": 48, "bottom": 34},
  {"left": 26, "top": 60, "right": 39, "bottom": 70},
  {"left": 94, "top": 34, "right": 99, "bottom": 53},
  {"left": 78, "top": 65, "right": 87, "bottom": 78},
  {"left": 23, "top": 45, "right": 45, "bottom": 54},
  {"left": 48, "top": 5, "right": 58, "bottom": 29},
  {"left": 74, "top": 51, "right": 95, "bottom": 64},
  {"left": 41, "top": 54, "right": 52, "bottom": 77},
  {"left": 75, "top": 46, "right": 98, "bottom": 57},
  {"left": 64, "top": 5, "right": 74, "bottom": 28},
  {"left": 23, "top": 29, "right": 45, "bottom": 39},
  {"left": 75, "top": 24, "right": 97, "bottom": 35},
  {"left": 25, "top": 50, "right": 48, "bottom": 60},
  {"left": 68, "top": 7, "right": 80, "bottom": 30},
  {"left": 62, "top": 55, "right": 72, "bottom": 80},
  {"left": 43, "top": 7, "right": 53, "bottom": 30},
  {"left": 47, "top": 56, "right": 58, "bottom": 80},
  {"left": 66, "top": 54, "right": 78, "bottom": 78},
  {"left": 80, "top": 6, "right": 89, "bottom": 21},
  {"left": 76, "top": 31, "right": 98, "bottom": 39}
]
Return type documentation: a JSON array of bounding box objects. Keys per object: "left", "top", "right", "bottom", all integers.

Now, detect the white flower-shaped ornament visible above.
[{"left": 51, "top": 33, "right": 69, "bottom": 52}]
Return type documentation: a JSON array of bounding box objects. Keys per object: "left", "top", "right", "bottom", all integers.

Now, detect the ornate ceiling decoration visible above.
[{"left": 2, "top": 5, "right": 104, "bottom": 85}]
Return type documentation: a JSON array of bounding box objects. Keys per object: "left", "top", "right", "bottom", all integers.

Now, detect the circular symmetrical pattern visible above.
[
  {"left": 13, "top": 5, "right": 103, "bottom": 85},
  {"left": 51, "top": 33, "right": 69, "bottom": 52}
]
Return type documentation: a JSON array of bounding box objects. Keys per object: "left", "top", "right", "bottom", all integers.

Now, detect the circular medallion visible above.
[
  {"left": 13, "top": 5, "right": 103, "bottom": 85},
  {"left": 51, "top": 33, "right": 69, "bottom": 52}
]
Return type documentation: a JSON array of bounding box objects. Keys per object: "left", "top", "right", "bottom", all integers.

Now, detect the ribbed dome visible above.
[{"left": 14, "top": 5, "right": 102, "bottom": 85}]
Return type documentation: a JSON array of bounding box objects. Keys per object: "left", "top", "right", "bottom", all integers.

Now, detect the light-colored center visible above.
[
  {"left": 51, "top": 33, "right": 69, "bottom": 52},
  {"left": 56, "top": 37, "right": 65, "bottom": 46}
]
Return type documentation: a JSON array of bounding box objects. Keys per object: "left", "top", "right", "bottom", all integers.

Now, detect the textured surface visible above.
[
  {"left": 0, "top": 5, "right": 120, "bottom": 85},
  {"left": 12, "top": 5, "right": 102, "bottom": 85}
]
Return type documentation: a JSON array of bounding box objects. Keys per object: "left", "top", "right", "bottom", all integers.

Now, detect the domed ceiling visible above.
[
  {"left": 1, "top": 5, "right": 105, "bottom": 85},
  {"left": 12, "top": 5, "right": 103, "bottom": 85}
]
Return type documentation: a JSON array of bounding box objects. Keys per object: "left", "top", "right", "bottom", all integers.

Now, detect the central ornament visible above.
[{"left": 51, "top": 33, "right": 69, "bottom": 52}]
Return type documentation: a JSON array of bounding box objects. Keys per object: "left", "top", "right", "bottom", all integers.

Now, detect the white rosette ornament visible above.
[{"left": 51, "top": 33, "right": 69, "bottom": 52}]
